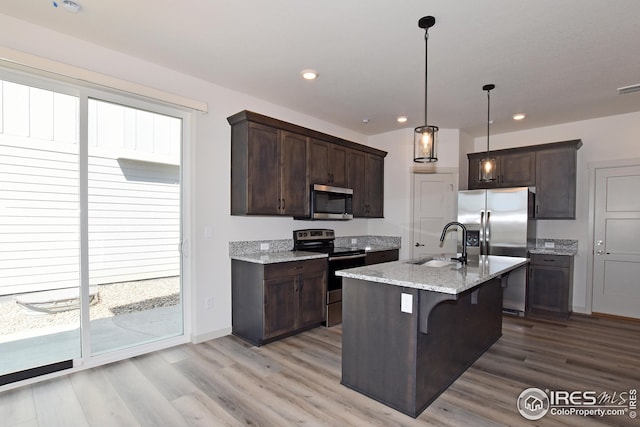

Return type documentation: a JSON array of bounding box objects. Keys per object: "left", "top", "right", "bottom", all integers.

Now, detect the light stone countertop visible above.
[
  {"left": 230, "top": 250, "right": 327, "bottom": 264},
  {"left": 336, "top": 255, "right": 529, "bottom": 295}
]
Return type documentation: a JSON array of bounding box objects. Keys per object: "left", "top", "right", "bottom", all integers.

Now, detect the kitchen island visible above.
[{"left": 336, "top": 255, "right": 528, "bottom": 418}]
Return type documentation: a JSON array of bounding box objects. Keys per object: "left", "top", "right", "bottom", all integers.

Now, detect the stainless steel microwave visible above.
[{"left": 306, "top": 184, "right": 354, "bottom": 220}]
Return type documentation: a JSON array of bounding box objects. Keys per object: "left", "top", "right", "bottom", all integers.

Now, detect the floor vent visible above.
[{"left": 0, "top": 360, "right": 73, "bottom": 386}]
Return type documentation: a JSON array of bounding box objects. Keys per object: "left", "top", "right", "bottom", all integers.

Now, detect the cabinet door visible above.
[
  {"left": 347, "top": 149, "right": 366, "bottom": 217},
  {"left": 280, "top": 131, "right": 309, "bottom": 216},
  {"left": 528, "top": 265, "right": 570, "bottom": 315},
  {"left": 247, "top": 123, "right": 280, "bottom": 214},
  {"left": 500, "top": 151, "right": 536, "bottom": 187},
  {"left": 309, "top": 138, "right": 331, "bottom": 185},
  {"left": 264, "top": 277, "right": 296, "bottom": 339},
  {"left": 309, "top": 139, "right": 348, "bottom": 187},
  {"left": 535, "top": 148, "right": 577, "bottom": 219},
  {"left": 296, "top": 270, "right": 326, "bottom": 328},
  {"left": 329, "top": 144, "right": 348, "bottom": 187},
  {"left": 365, "top": 154, "right": 384, "bottom": 217}
]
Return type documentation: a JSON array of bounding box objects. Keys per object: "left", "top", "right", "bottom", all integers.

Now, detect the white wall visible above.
[
  {"left": 472, "top": 111, "right": 640, "bottom": 312},
  {"left": 367, "top": 127, "right": 461, "bottom": 260}
]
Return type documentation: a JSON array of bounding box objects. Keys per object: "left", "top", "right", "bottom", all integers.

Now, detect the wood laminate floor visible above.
[{"left": 1, "top": 314, "right": 639, "bottom": 426}]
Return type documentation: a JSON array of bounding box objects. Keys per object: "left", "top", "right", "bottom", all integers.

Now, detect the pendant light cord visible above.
[
  {"left": 424, "top": 30, "right": 429, "bottom": 127},
  {"left": 486, "top": 88, "right": 490, "bottom": 154}
]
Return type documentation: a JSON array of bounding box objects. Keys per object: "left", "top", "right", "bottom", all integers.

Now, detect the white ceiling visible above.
[{"left": 1, "top": 0, "right": 639, "bottom": 137}]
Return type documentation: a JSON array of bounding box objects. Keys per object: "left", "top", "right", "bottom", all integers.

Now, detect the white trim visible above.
[
  {"left": 192, "top": 327, "right": 232, "bottom": 344},
  {"left": 0, "top": 335, "right": 189, "bottom": 393},
  {"left": 585, "top": 157, "right": 640, "bottom": 315},
  {"left": 0, "top": 46, "right": 208, "bottom": 113}
]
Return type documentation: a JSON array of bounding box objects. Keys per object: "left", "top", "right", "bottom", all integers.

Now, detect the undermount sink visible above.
[
  {"left": 421, "top": 260, "right": 454, "bottom": 267},
  {"left": 406, "top": 257, "right": 456, "bottom": 267}
]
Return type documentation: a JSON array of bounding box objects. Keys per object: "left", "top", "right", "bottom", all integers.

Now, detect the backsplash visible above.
[
  {"left": 530, "top": 238, "right": 578, "bottom": 255},
  {"left": 534, "top": 238, "right": 577, "bottom": 251},
  {"left": 229, "top": 235, "right": 401, "bottom": 256}
]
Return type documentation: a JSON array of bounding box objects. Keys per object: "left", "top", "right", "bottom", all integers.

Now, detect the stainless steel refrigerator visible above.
[{"left": 457, "top": 187, "right": 536, "bottom": 314}]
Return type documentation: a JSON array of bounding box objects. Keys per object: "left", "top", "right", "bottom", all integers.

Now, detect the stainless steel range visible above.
[{"left": 293, "top": 229, "right": 366, "bottom": 326}]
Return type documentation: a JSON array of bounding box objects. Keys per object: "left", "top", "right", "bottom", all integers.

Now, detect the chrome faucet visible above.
[{"left": 440, "top": 221, "right": 468, "bottom": 264}]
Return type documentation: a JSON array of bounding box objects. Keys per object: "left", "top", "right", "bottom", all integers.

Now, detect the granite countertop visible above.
[
  {"left": 528, "top": 239, "right": 578, "bottom": 256},
  {"left": 528, "top": 247, "right": 577, "bottom": 256},
  {"left": 336, "top": 254, "right": 528, "bottom": 295},
  {"left": 230, "top": 251, "right": 327, "bottom": 264}
]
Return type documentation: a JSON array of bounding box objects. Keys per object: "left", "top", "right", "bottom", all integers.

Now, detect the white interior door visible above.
[
  {"left": 412, "top": 173, "right": 456, "bottom": 258},
  {"left": 592, "top": 164, "right": 640, "bottom": 318}
]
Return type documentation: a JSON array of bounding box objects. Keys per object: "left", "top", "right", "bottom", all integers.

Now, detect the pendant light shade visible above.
[
  {"left": 414, "top": 16, "right": 439, "bottom": 163},
  {"left": 479, "top": 84, "right": 496, "bottom": 181}
]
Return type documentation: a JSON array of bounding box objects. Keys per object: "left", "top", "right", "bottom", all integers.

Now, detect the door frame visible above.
[
  {"left": 0, "top": 65, "right": 193, "bottom": 391},
  {"left": 586, "top": 157, "right": 640, "bottom": 315},
  {"left": 410, "top": 167, "right": 458, "bottom": 258}
]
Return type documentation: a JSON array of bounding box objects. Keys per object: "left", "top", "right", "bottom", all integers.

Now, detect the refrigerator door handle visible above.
[
  {"left": 480, "top": 210, "right": 485, "bottom": 255},
  {"left": 486, "top": 211, "right": 491, "bottom": 254}
]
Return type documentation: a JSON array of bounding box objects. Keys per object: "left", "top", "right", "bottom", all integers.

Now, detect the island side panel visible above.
[
  {"left": 341, "top": 278, "right": 419, "bottom": 416},
  {"left": 415, "top": 277, "right": 503, "bottom": 414}
]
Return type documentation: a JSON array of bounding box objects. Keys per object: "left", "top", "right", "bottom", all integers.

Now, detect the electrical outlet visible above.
[
  {"left": 351, "top": 238, "right": 357, "bottom": 245},
  {"left": 204, "top": 225, "right": 213, "bottom": 239},
  {"left": 260, "top": 242, "right": 269, "bottom": 251},
  {"left": 544, "top": 241, "right": 555, "bottom": 248},
  {"left": 401, "top": 293, "right": 413, "bottom": 313},
  {"left": 204, "top": 297, "right": 214, "bottom": 310}
]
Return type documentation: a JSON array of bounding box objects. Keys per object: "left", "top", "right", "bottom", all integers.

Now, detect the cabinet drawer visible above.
[
  {"left": 264, "top": 258, "right": 327, "bottom": 279},
  {"left": 365, "top": 249, "right": 399, "bottom": 265},
  {"left": 529, "top": 254, "right": 571, "bottom": 268}
]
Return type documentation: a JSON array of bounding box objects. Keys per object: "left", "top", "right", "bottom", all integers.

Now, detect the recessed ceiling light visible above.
[
  {"left": 397, "top": 116, "right": 408, "bottom": 123},
  {"left": 301, "top": 69, "right": 318, "bottom": 80},
  {"left": 512, "top": 113, "right": 526, "bottom": 121}
]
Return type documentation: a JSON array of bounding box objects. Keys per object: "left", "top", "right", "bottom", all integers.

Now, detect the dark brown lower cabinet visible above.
[
  {"left": 341, "top": 276, "right": 503, "bottom": 418},
  {"left": 527, "top": 254, "right": 574, "bottom": 319},
  {"left": 365, "top": 248, "right": 399, "bottom": 265},
  {"left": 232, "top": 258, "right": 327, "bottom": 346}
]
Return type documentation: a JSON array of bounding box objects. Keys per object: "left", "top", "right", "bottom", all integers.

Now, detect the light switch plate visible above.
[
  {"left": 401, "top": 293, "right": 413, "bottom": 313},
  {"left": 260, "top": 242, "right": 269, "bottom": 251}
]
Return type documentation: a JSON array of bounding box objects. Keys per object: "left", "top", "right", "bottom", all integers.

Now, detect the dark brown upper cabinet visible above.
[
  {"left": 468, "top": 151, "right": 536, "bottom": 189},
  {"left": 347, "top": 150, "right": 384, "bottom": 218},
  {"left": 230, "top": 120, "right": 309, "bottom": 217},
  {"left": 228, "top": 110, "right": 387, "bottom": 219},
  {"left": 309, "top": 138, "right": 348, "bottom": 187},
  {"left": 466, "top": 139, "right": 582, "bottom": 219},
  {"left": 535, "top": 146, "right": 578, "bottom": 219}
]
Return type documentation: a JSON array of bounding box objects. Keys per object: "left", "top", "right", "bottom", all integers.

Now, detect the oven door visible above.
[{"left": 326, "top": 253, "right": 366, "bottom": 326}]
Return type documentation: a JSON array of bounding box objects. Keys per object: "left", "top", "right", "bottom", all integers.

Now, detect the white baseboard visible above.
[
  {"left": 571, "top": 305, "right": 589, "bottom": 315},
  {"left": 191, "top": 326, "right": 232, "bottom": 344}
]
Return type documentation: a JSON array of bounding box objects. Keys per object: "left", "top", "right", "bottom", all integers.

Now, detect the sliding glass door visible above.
[
  {"left": 87, "top": 98, "right": 183, "bottom": 355},
  {"left": 0, "top": 80, "right": 81, "bottom": 379},
  {"left": 0, "top": 73, "right": 185, "bottom": 384}
]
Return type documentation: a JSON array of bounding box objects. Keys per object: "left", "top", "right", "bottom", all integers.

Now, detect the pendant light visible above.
[
  {"left": 414, "top": 16, "right": 439, "bottom": 163},
  {"left": 479, "top": 84, "right": 496, "bottom": 181}
]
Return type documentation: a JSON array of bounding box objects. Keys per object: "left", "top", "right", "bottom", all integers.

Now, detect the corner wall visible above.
[{"left": 472, "top": 111, "right": 640, "bottom": 313}]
